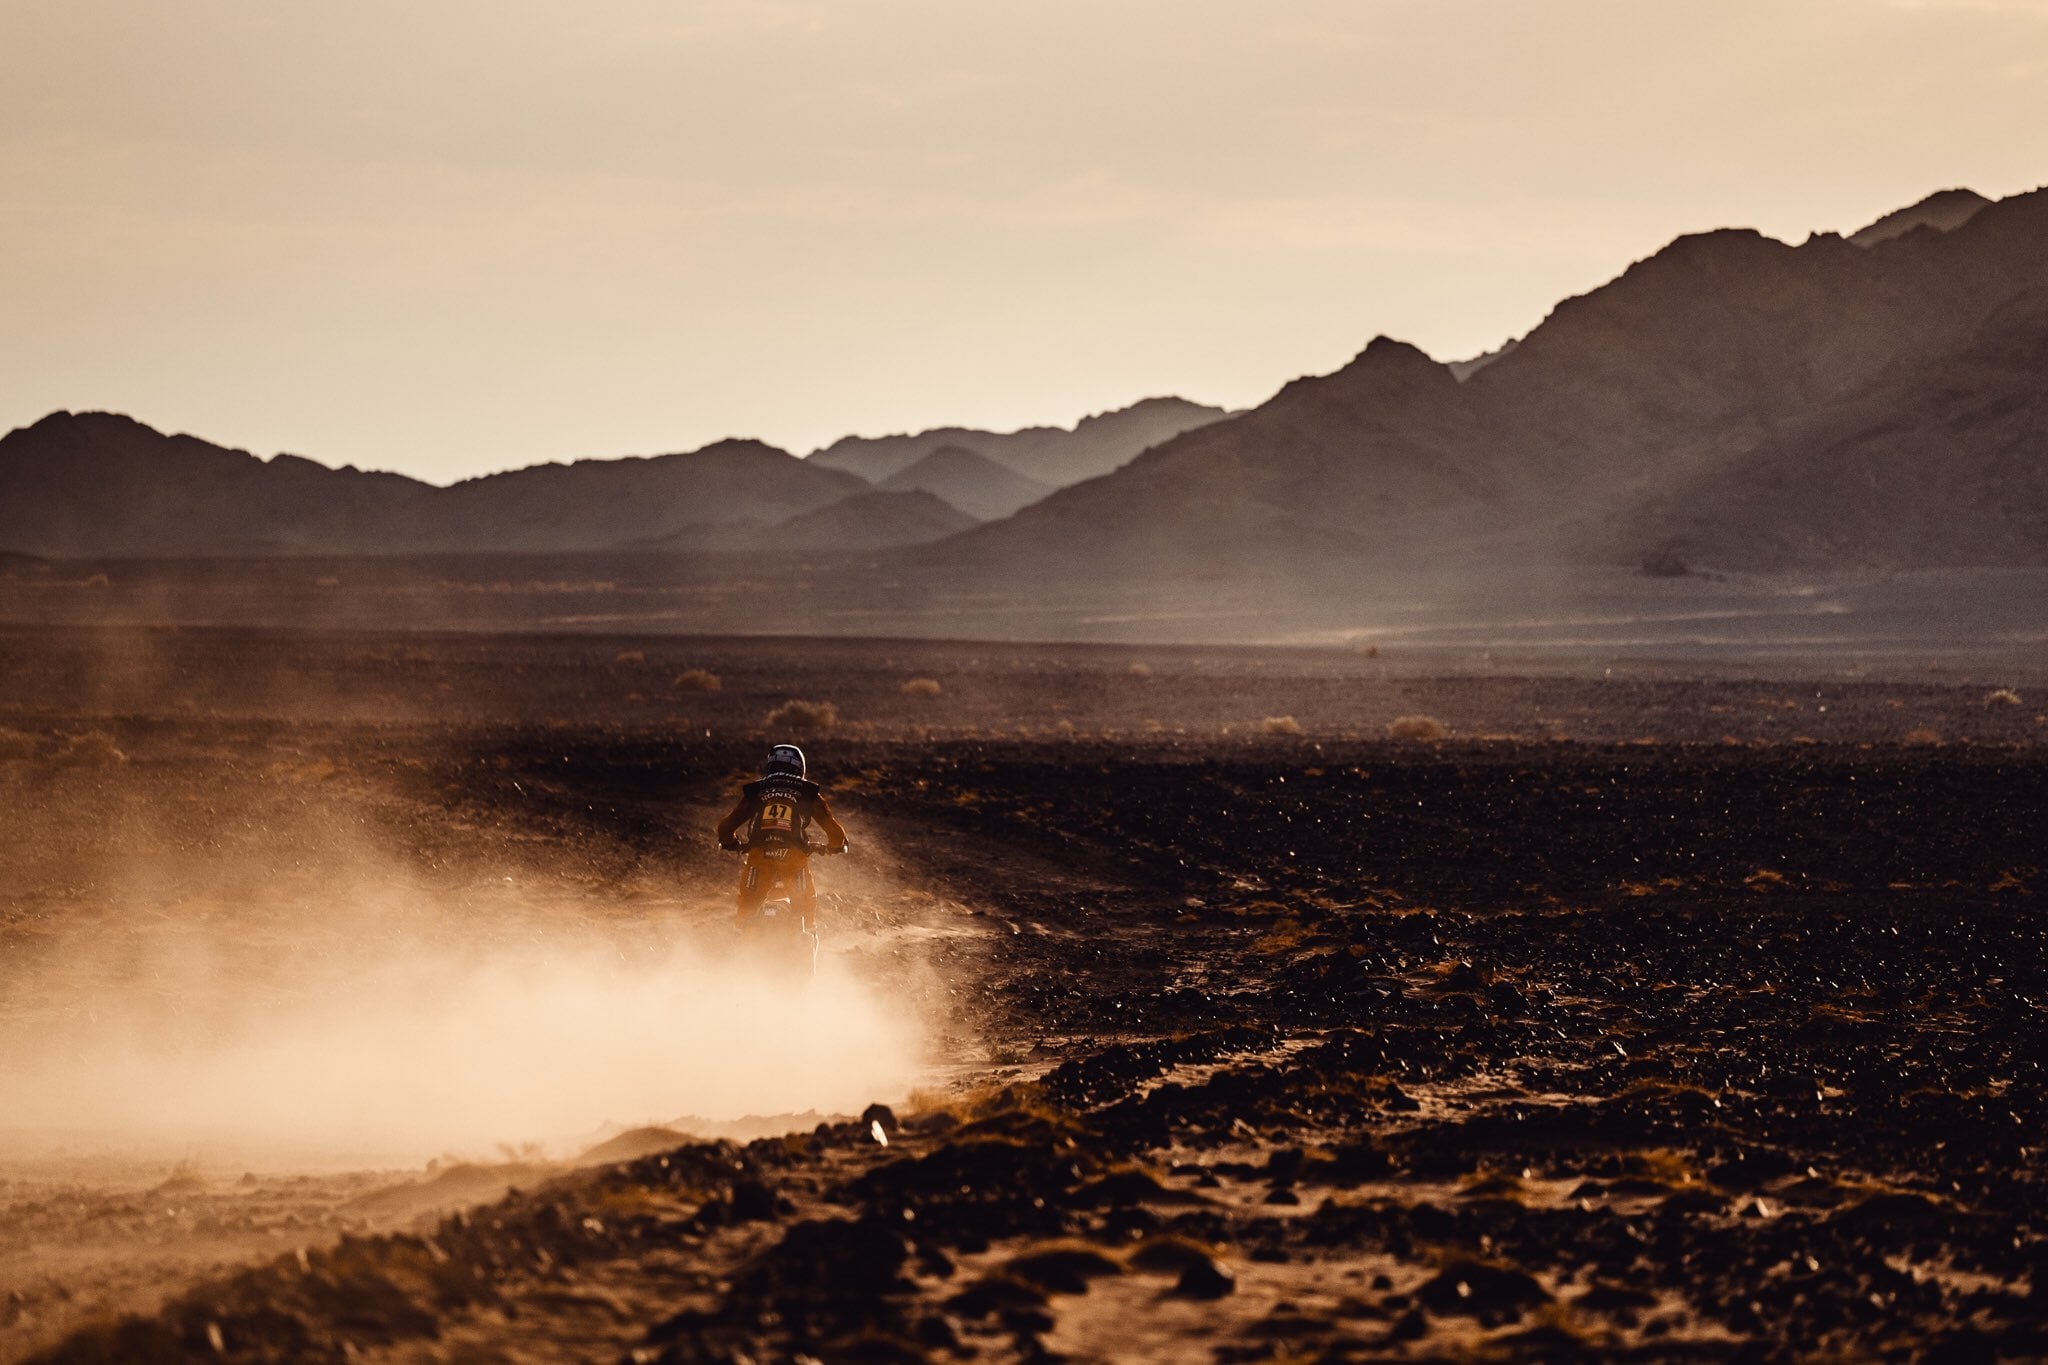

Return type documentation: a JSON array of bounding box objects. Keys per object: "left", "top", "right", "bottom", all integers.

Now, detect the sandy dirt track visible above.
[{"left": 2, "top": 626, "right": 2045, "bottom": 1362}]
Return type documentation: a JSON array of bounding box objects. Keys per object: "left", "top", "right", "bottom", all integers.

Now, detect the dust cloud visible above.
[
  {"left": 0, "top": 628, "right": 953, "bottom": 1185},
  {"left": 0, "top": 858, "right": 930, "bottom": 1170}
]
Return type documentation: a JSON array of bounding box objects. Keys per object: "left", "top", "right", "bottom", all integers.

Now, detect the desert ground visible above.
[{"left": 2, "top": 624, "right": 2045, "bottom": 1362}]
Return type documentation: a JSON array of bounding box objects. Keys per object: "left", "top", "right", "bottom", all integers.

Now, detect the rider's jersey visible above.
[{"left": 717, "top": 775, "right": 846, "bottom": 852}]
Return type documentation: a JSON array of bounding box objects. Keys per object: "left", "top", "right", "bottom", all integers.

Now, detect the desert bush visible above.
[
  {"left": 1902, "top": 727, "right": 1942, "bottom": 746},
  {"left": 1987, "top": 688, "right": 2022, "bottom": 707},
  {"left": 613, "top": 649, "right": 646, "bottom": 664},
  {"left": 672, "top": 668, "right": 721, "bottom": 692},
  {"left": 901, "top": 677, "right": 943, "bottom": 697},
  {"left": 1261, "top": 715, "right": 1304, "bottom": 736},
  {"left": 80, "top": 572, "right": 110, "bottom": 589},
  {"left": 765, "top": 699, "right": 838, "bottom": 733},
  {"left": 1127, "top": 662, "right": 1154, "bottom": 678},
  {"left": 0, "top": 727, "right": 39, "bottom": 762},
  {"left": 53, "top": 730, "right": 127, "bottom": 767},
  {"left": 1387, "top": 714, "right": 1448, "bottom": 741}
]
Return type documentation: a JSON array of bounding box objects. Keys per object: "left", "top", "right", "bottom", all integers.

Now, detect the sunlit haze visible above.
[{"left": 4, "top": 0, "right": 2044, "bottom": 482}]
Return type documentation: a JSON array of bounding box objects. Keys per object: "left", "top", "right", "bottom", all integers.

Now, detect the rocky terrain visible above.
[{"left": 2, "top": 626, "right": 2044, "bottom": 1362}]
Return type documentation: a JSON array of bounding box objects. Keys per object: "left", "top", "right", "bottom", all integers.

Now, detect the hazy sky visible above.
[{"left": 3, "top": 0, "right": 2044, "bottom": 483}]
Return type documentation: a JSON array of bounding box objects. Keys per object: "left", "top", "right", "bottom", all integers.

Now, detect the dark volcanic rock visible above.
[
  {"left": 1415, "top": 1258, "right": 1553, "bottom": 1324},
  {"left": 1172, "top": 1255, "right": 1236, "bottom": 1300}
]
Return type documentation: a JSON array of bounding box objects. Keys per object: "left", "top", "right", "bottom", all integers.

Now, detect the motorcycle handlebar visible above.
[{"left": 722, "top": 842, "right": 846, "bottom": 856}]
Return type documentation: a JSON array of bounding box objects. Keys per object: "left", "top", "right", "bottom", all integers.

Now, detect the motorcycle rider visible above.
[{"left": 715, "top": 743, "right": 849, "bottom": 927}]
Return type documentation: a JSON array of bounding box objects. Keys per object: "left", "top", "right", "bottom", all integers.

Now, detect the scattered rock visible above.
[
  {"left": 1415, "top": 1258, "right": 1552, "bottom": 1325},
  {"left": 1002, "top": 1244, "right": 1124, "bottom": 1294},
  {"left": 1172, "top": 1255, "right": 1236, "bottom": 1300}
]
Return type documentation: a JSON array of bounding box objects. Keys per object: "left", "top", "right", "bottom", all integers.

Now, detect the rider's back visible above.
[{"left": 739, "top": 773, "right": 824, "bottom": 848}]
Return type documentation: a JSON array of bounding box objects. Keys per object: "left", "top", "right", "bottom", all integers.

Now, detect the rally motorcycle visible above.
[{"left": 730, "top": 842, "right": 840, "bottom": 978}]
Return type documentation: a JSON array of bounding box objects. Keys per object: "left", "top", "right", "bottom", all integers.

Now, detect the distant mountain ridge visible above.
[
  {"left": 5, "top": 185, "right": 2043, "bottom": 594},
  {"left": 928, "top": 184, "right": 2048, "bottom": 581},
  {"left": 1621, "top": 285, "right": 2048, "bottom": 569},
  {"left": 879, "top": 445, "right": 1054, "bottom": 521},
  {"left": 1848, "top": 188, "right": 1991, "bottom": 248},
  {"left": 0, "top": 412, "right": 425, "bottom": 557},
  {"left": 0, "top": 394, "right": 1222, "bottom": 558},
  {"left": 773, "top": 489, "right": 981, "bottom": 551},
  {"left": 0, "top": 414, "right": 869, "bottom": 556},
  {"left": 807, "top": 396, "right": 1233, "bottom": 487}
]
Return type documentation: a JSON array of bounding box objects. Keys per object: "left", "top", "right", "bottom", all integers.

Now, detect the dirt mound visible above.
[{"left": 573, "top": 1126, "right": 694, "bottom": 1166}]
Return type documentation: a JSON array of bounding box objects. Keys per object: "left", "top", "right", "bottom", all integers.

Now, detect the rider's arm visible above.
[
  {"left": 715, "top": 795, "right": 753, "bottom": 850},
  {"left": 813, "top": 794, "right": 849, "bottom": 852}
]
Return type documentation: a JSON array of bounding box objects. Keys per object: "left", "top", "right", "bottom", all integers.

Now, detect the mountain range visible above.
[
  {"left": 0, "top": 395, "right": 1216, "bottom": 558},
  {"left": 807, "top": 396, "right": 1233, "bottom": 486},
  {"left": 878, "top": 445, "right": 1055, "bottom": 521},
  {"left": 3, "top": 186, "right": 2044, "bottom": 600},
  {"left": 927, "top": 186, "right": 2048, "bottom": 583},
  {"left": 0, "top": 417, "right": 870, "bottom": 556}
]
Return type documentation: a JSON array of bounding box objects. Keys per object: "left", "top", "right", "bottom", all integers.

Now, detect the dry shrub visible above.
[
  {"left": 672, "top": 668, "right": 721, "bottom": 692},
  {"left": 81, "top": 572, "right": 111, "bottom": 589},
  {"left": 1388, "top": 714, "right": 1448, "bottom": 741},
  {"left": 901, "top": 677, "right": 943, "bottom": 697},
  {"left": 613, "top": 649, "right": 646, "bottom": 664},
  {"left": 1127, "top": 662, "right": 1154, "bottom": 678},
  {"left": 1902, "top": 727, "right": 1942, "bottom": 746},
  {"left": 903, "top": 1086, "right": 958, "bottom": 1116},
  {"left": 53, "top": 730, "right": 128, "bottom": 767},
  {"left": 0, "top": 727, "right": 39, "bottom": 762},
  {"left": 1986, "top": 688, "right": 2022, "bottom": 707},
  {"left": 1253, "top": 917, "right": 1308, "bottom": 952},
  {"left": 766, "top": 699, "right": 838, "bottom": 733},
  {"left": 1261, "top": 715, "right": 1304, "bottom": 736}
]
